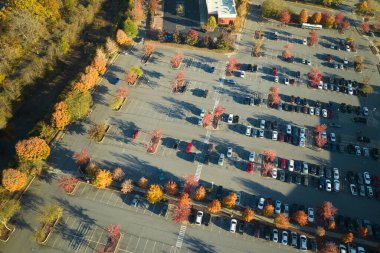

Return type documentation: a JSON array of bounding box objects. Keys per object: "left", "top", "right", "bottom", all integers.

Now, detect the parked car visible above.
[
  {"left": 326, "top": 179, "right": 332, "bottom": 192},
  {"left": 334, "top": 180, "right": 340, "bottom": 192},
  {"left": 300, "top": 235, "right": 307, "bottom": 251},
  {"left": 230, "top": 219, "right": 237, "bottom": 233},
  {"left": 363, "top": 172, "right": 371, "bottom": 185},
  {"left": 131, "top": 195, "right": 140, "bottom": 207},
  {"left": 291, "top": 232, "right": 298, "bottom": 248},
  {"left": 272, "top": 228, "right": 279, "bottom": 243},
  {"left": 246, "top": 162, "right": 254, "bottom": 173},
  {"left": 282, "top": 231, "right": 288, "bottom": 245},
  {"left": 258, "top": 197, "right": 265, "bottom": 210},
  {"left": 350, "top": 184, "right": 358, "bottom": 196},
  {"left": 132, "top": 129, "right": 140, "bottom": 140},
  {"left": 227, "top": 114, "right": 233, "bottom": 124},
  {"left": 226, "top": 147, "right": 232, "bottom": 158},
  {"left": 186, "top": 142, "right": 193, "bottom": 153},
  {"left": 288, "top": 159, "right": 294, "bottom": 171},
  {"left": 195, "top": 211, "right": 203, "bottom": 225},
  {"left": 275, "top": 200, "right": 281, "bottom": 214},
  {"left": 218, "top": 154, "right": 225, "bottom": 166},
  {"left": 245, "top": 125, "right": 252, "bottom": 136},
  {"left": 308, "top": 208, "right": 314, "bottom": 223}
]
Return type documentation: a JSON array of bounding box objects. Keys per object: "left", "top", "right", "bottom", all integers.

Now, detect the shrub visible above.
[
  {"left": 15, "top": 137, "right": 50, "bottom": 162},
  {"left": 88, "top": 123, "right": 107, "bottom": 142},
  {"left": 123, "top": 19, "right": 138, "bottom": 38},
  {"left": 92, "top": 169, "right": 113, "bottom": 188}
]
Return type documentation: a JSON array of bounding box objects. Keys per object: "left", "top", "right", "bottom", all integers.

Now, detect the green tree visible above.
[
  {"left": 261, "top": 0, "right": 286, "bottom": 18},
  {"left": 0, "top": 199, "right": 20, "bottom": 230},
  {"left": 206, "top": 16, "right": 217, "bottom": 30},
  {"left": 64, "top": 90, "right": 92, "bottom": 121},
  {"left": 123, "top": 19, "right": 138, "bottom": 38},
  {"left": 59, "top": 35, "right": 70, "bottom": 54}
]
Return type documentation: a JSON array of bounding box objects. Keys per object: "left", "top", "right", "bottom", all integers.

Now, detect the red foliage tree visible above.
[
  {"left": 58, "top": 175, "right": 79, "bottom": 193},
  {"left": 170, "top": 52, "right": 183, "bottom": 68},
  {"left": 73, "top": 148, "right": 90, "bottom": 168},
  {"left": 116, "top": 86, "right": 128, "bottom": 98},
  {"left": 319, "top": 242, "right": 338, "bottom": 253},
  {"left": 308, "top": 67, "right": 323, "bottom": 87},
  {"left": 261, "top": 162, "right": 274, "bottom": 177},
  {"left": 172, "top": 71, "right": 186, "bottom": 93},
  {"left": 202, "top": 112, "right": 213, "bottom": 127},
  {"left": 268, "top": 87, "right": 280, "bottom": 106},
  {"left": 165, "top": 181, "right": 178, "bottom": 196},
  {"left": 177, "top": 192, "right": 191, "bottom": 206},
  {"left": 318, "top": 201, "right": 338, "bottom": 220},
  {"left": 279, "top": 11, "right": 291, "bottom": 25},
  {"left": 146, "top": 128, "right": 163, "bottom": 153},
  {"left": 213, "top": 105, "right": 226, "bottom": 118},
  {"left": 171, "top": 203, "right": 191, "bottom": 224},
  {"left": 361, "top": 22, "right": 370, "bottom": 33},
  {"left": 314, "top": 124, "right": 327, "bottom": 134},
  {"left": 183, "top": 174, "right": 199, "bottom": 193},
  {"left": 98, "top": 224, "right": 121, "bottom": 253},
  {"left": 341, "top": 20, "right": 350, "bottom": 31},
  {"left": 186, "top": 29, "right": 199, "bottom": 46},
  {"left": 282, "top": 43, "right": 292, "bottom": 60},
  {"left": 226, "top": 57, "right": 238, "bottom": 74},
  {"left": 334, "top": 12, "right": 345, "bottom": 27},
  {"left": 315, "top": 134, "right": 328, "bottom": 148},
  {"left": 263, "top": 150, "right": 276, "bottom": 163},
  {"left": 308, "top": 29, "right": 318, "bottom": 46}
]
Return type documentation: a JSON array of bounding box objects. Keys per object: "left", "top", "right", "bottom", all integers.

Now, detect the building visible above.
[{"left": 206, "top": 0, "right": 237, "bottom": 25}]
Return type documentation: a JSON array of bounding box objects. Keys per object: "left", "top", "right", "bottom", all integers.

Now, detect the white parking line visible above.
[{"left": 175, "top": 225, "right": 187, "bottom": 248}]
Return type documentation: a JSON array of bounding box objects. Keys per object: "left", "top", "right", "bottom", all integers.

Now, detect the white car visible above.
[
  {"left": 299, "top": 127, "right": 305, "bottom": 138},
  {"left": 363, "top": 147, "right": 370, "bottom": 157},
  {"left": 307, "top": 208, "right": 314, "bottom": 223},
  {"left": 197, "top": 118, "right": 202, "bottom": 126},
  {"left": 131, "top": 195, "right": 140, "bottom": 207},
  {"left": 283, "top": 204, "right": 289, "bottom": 217},
  {"left": 282, "top": 231, "right": 288, "bottom": 245},
  {"left": 239, "top": 71, "right": 246, "bottom": 78},
  {"left": 326, "top": 179, "right": 332, "bottom": 192},
  {"left": 227, "top": 114, "right": 233, "bottom": 124},
  {"left": 272, "top": 168, "right": 278, "bottom": 179},
  {"left": 218, "top": 154, "right": 225, "bottom": 166},
  {"left": 272, "top": 130, "right": 278, "bottom": 141},
  {"left": 300, "top": 235, "right": 307, "bottom": 251},
  {"left": 333, "top": 168, "right": 339, "bottom": 180},
  {"left": 322, "top": 109, "right": 328, "bottom": 118},
  {"left": 321, "top": 131, "right": 327, "bottom": 139},
  {"left": 306, "top": 60, "right": 311, "bottom": 65},
  {"left": 200, "top": 109, "right": 205, "bottom": 117},
  {"left": 288, "top": 159, "right": 294, "bottom": 172},
  {"left": 286, "top": 124, "right": 292, "bottom": 134},
  {"left": 330, "top": 133, "right": 336, "bottom": 142},
  {"left": 323, "top": 82, "right": 328, "bottom": 90},
  {"left": 348, "top": 87, "right": 353, "bottom": 95},
  {"left": 230, "top": 219, "right": 237, "bottom": 233},
  {"left": 248, "top": 152, "right": 255, "bottom": 162},
  {"left": 195, "top": 211, "right": 203, "bottom": 225},
  {"left": 302, "top": 162, "right": 308, "bottom": 174},
  {"left": 350, "top": 184, "right": 358, "bottom": 196},
  {"left": 309, "top": 106, "right": 315, "bottom": 115},
  {"left": 346, "top": 45, "right": 350, "bottom": 51},
  {"left": 272, "top": 229, "right": 279, "bottom": 243},
  {"left": 363, "top": 107, "right": 369, "bottom": 116},
  {"left": 284, "top": 78, "right": 289, "bottom": 85},
  {"left": 227, "top": 147, "right": 232, "bottom": 158},
  {"left": 343, "top": 58, "right": 348, "bottom": 65},
  {"left": 357, "top": 247, "right": 365, "bottom": 253},
  {"left": 260, "top": 120, "right": 265, "bottom": 129},
  {"left": 303, "top": 38, "right": 307, "bottom": 45},
  {"left": 259, "top": 129, "right": 264, "bottom": 138},
  {"left": 258, "top": 197, "right": 265, "bottom": 210},
  {"left": 355, "top": 146, "right": 361, "bottom": 156},
  {"left": 318, "top": 81, "right": 323, "bottom": 90},
  {"left": 275, "top": 200, "right": 281, "bottom": 214},
  {"left": 339, "top": 64, "right": 344, "bottom": 69},
  {"left": 299, "top": 136, "right": 305, "bottom": 147},
  {"left": 235, "top": 192, "right": 241, "bottom": 206},
  {"left": 340, "top": 244, "right": 347, "bottom": 253},
  {"left": 274, "top": 76, "right": 279, "bottom": 82},
  {"left": 245, "top": 125, "right": 252, "bottom": 136},
  {"left": 363, "top": 172, "right": 371, "bottom": 185},
  {"left": 334, "top": 179, "right": 340, "bottom": 192}
]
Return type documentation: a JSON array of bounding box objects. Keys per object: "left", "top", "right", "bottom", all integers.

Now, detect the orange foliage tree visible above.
[
  {"left": 193, "top": 186, "right": 206, "bottom": 201},
  {"left": 178, "top": 192, "right": 191, "bottom": 206},
  {"left": 81, "top": 66, "right": 99, "bottom": 90},
  {"left": 138, "top": 177, "right": 148, "bottom": 188},
  {"left": 341, "top": 232, "right": 354, "bottom": 244},
  {"left": 112, "top": 167, "right": 124, "bottom": 181},
  {"left": 293, "top": 210, "right": 308, "bottom": 226},
  {"left": 308, "top": 67, "right": 323, "bottom": 87},
  {"left": 2, "top": 169, "right": 27, "bottom": 192},
  {"left": 358, "top": 227, "right": 368, "bottom": 237},
  {"left": 242, "top": 208, "right": 255, "bottom": 222},
  {"left": 319, "top": 242, "right": 338, "bottom": 253},
  {"left": 183, "top": 174, "right": 199, "bottom": 193},
  {"left": 116, "top": 86, "right": 128, "bottom": 98},
  {"left": 146, "top": 184, "right": 164, "bottom": 204},
  {"left": 279, "top": 11, "right": 291, "bottom": 25},
  {"left": 314, "top": 124, "right": 327, "bottom": 134},
  {"left": 116, "top": 29, "right": 132, "bottom": 46},
  {"left": 263, "top": 204, "right": 274, "bottom": 217},
  {"left": 121, "top": 179, "right": 133, "bottom": 194},
  {"left": 311, "top": 12, "right": 322, "bottom": 24},
  {"left": 125, "top": 70, "right": 138, "bottom": 85},
  {"left": 15, "top": 137, "right": 50, "bottom": 162},
  {"left": 143, "top": 41, "right": 156, "bottom": 57},
  {"left": 165, "top": 181, "right": 177, "bottom": 196},
  {"left": 263, "top": 149, "right": 277, "bottom": 163},
  {"left": 315, "top": 134, "right": 328, "bottom": 148},
  {"left": 316, "top": 226, "right": 326, "bottom": 237},
  {"left": 299, "top": 9, "right": 309, "bottom": 24},
  {"left": 207, "top": 200, "right": 221, "bottom": 214},
  {"left": 171, "top": 203, "right": 191, "bottom": 224},
  {"left": 170, "top": 52, "right": 183, "bottom": 68},
  {"left": 261, "top": 162, "right": 274, "bottom": 177},
  {"left": 58, "top": 175, "right": 78, "bottom": 193},
  {"left": 92, "top": 169, "right": 113, "bottom": 188},
  {"left": 274, "top": 214, "right": 290, "bottom": 229},
  {"left": 282, "top": 43, "right": 292, "bottom": 60},
  {"left": 223, "top": 192, "right": 237, "bottom": 209},
  {"left": 318, "top": 201, "right": 338, "bottom": 220},
  {"left": 226, "top": 57, "right": 238, "bottom": 75},
  {"left": 172, "top": 71, "right": 186, "bottom": 93},
  {"left": 92, "top": 48, "right": 108, "bottom": 75},
  {"left": 202, "top": 112, "right": 213, "bottom": 127},
  {"left": 52, "top": 101, "right": 70, "bottom": 130},
  {"left": 308, "top": 29, "right": 318, "bottom": 46}
]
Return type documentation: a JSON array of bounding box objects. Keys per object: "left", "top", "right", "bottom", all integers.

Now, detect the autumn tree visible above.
[
  {"left": 138, "top": 177, "right": 148, "bottom": 189},
  {"left": 2, "top": 169, "right": 27, "bottom": 192},
  {"left": 204, "top": 16, "right": 217, "bottom": 31},
  {"left": 308, "top": 29, "right": 318, "bottom": 46},
  {"left": 308, "top": 67, "right": 323, "bottom": 87},
  {"left": 146, "top": 128, "right": 162, "bottom": 153},
  {"left": 143, "top": 41, "right": 155, "bottom": 57},
  {"left": 88, "top": 123, "right": 107, "bottom": 142},
  {"left": 319, "top": 242, "right": 338, "bottom": 253},
  {"left": 263, "top": 204, "right": 274, "bottom": 217},
  {"left": 105, "top": 37, "right": 119, "bottom": 57},
  {"left": 274, "top": 214, "right": 290, "bottom": 229},
  {"left": 342, "top": 232, "right": 354, "bottom": 244},
  {"left": 116, "top": 86, "right": 128, "bottom": 99},
  {"left": 170, "top": 52, "right": 184, "bottom": 68},
  {"left": 116, "top": 29, "right": 132, "bottom": 46},
  {"left": 226, "top": 57, "right": 238, "bottom": 75},
  {"left": 92, "top": 48, "right": 108, "bottom": 75},
  {"left": 147, "top": 184, "right": 164, "bottom": 204},
  {"left": 0, "top": 199, "right": 20, "bottom": 231},
  {"left": 15, "top": 137, "right": 50, "bottom": 162},
  {"left": 165, "top": 181, "right": 177, "bottom": 196},
  {"left": 314, "top": 124, "right": 327, "bottom": 134},
  {"left": 58, "top": 175, "right": 78, "bottom": 193},
  {"left": 263, "top": 149, "right": 277, "bottom": 163},
  {"left": 202, "top": 112, "right": 213, "bottom": 127},
  {"left": 223, "top": 192, "right": 237, "bottom": 209},
  {"left": 73, "top": 148, "right": 90, "bottom": 168},
  {"left": 356, "top": 0, "right": 369, "bottom": 14},
  {"left": 358, "top": 227, "right": 368, "bottom": 237},
  {"left": 75, "top": 66, "right": 99, "bottom": 91},
  {"left": 299, "top": 9, "right": 309, "bottom": 24},
  {"left": 354, "top": 55, "right": 364, "bottom": 72},
  {"left": 207, "top": 200, "right": 221, "bottom": 214},
  {"left": 172, "top": 71, "right": 186, "bottom": 93},
  {"left": 186, "top": 29, "right": 199, "bottom": 46},
  {"left": 242, "top": 208, "right": 255, "bottom": 222},
  {"left": 123, "top": 19, "right": 138, "bottom": 38},
  {"left": 268, "top": 87, "right": 281, "bottom": 106},
  {"left": 177, "top": 192, "right": 191, "bottom": 206},
  {"left": 171, "top": 203, "right": 191, "bottom": 224},
  {"left": 183, "top": 174, "right": 199, "bottom": 193},
  {"left": 293, "top": 210, "right": 308, "bottom": 226},
  {"left": 311, "top": 12, "right": 322, "bottom": 24},
  {"left": 252, "top": 40, "right": 262, "bottom": 57},
  {"left": 121, "top": 179, "right": 133, "bottom": 194},
  {"left": 112, "top": 167, "right": 124, "bottom": 181},
  {"left": 360, "top": 22, "right": 370, "bottom": 33},
  {"left": 101, "top": 224, "right": 121, "bottom": 252},
  {"left": 318, "top": 201, "right": 338, "bottom": 220},
  {"left": 341, "top": 20, "right": 350, "bottom": 32},
  {"left": 173, "top": 29, "right": 183, "bottom": 44},
  {"left": 52, "top": 101, "right": 70, "bottom": 130},
  {"left": 193, "top": 186, "right": 206, "bottom": 201},
  {"left": 129, "top": 0, "right": 145, "bottom": 24},
  {"left": 334, "top": 12, "right": 345, "bottom": 27},
  {"left": 279, "top": 11, "right": 291, "bottom": 25},
  {"left": 125, "top": 66, "right": 143, "bottom": 85},
  {"left": 282, "top": 43, "right": 292, "bottom": 60},
  {"left": 85, "top": 163, "right": 98, "bottom": 178},
  {"left": 315, "top": 134, "right": 328, "bottom": 148},
  {"left": 92, "top": 169, "right": 112, "bottom": 189},
  {"left": 316, "top": 226, "right": 326, "bottom": 237},
  {"left": 148, "top": 0, "right": 159, "bottom": 15}
]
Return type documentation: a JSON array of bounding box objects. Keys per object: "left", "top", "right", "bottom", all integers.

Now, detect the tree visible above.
[
  {"left": 356, "top": 1, "right": 369, "bottom": 14},
  {"left": 138, "top": 177, "right": 148, "bottom": 188},
  {"left": 105, "top": 37, "right": 119, "bottom": 57},
  {"left": 223, "top": 192, "right": 237, "bottom": 209},
  {"left": 116, "top": 86, "right": 128, "bottom": 99},
  {"left": 299, "top": 9, "right": 309, "bottom": 24},
  {"left": 92, "top": 169, "right": 112, "bottom": 188},
  {"left": 205, "top": 16, "right": 217, "bottom": 31},
  {"left": 242, "top": 208, "right": 255, "bottom": 222},
  {"left": 334, "top": 12, "right": 345, "bottom": 27},
  {"left": 52, "top": 101, "right": 70, "bottom": 130},
  {"left": 15, "top": 137, "right": 50, "bottom": 162},
  {"left": 315, "top": 134, "right": 328, "bottom": 148},
  {"left": 216, "top": 32, "right": 232, "bottom": 50},
  {"left": 165, "top": 181, "right": 177, "bottom": 196},
  {"left": 88, "top": 123, "right": 107, "bottom": 142},
  {"left": 172, "top": 71, "right": 186, "bottom": 93},
  {"left": 261, "top": 162, "right": 274, "bottom": 177},
  {"left": 226, "top": 57, "right": 238, "bottom": 74},
  {"left": 193, "top": 186, "right": 206, "bottom": 201},
  {"left": 112, "top": 167, "right": 124, "bottom": 181},
  {"left": 293, "top": 210, "right": 308, "bottom": 226},
  {"left": 125, "top": 70, "right": 138, "bottom": 85},
  {"left": 123, "top": 19, "right": 138, "bottom": 38},
  {"left": 64, "top": 90, "right": 92, "bottom": 121},
  {"left": 282, "top": 43, "right": 292, "bottom": 60},
  {"left": 202, "top": 112, "right": 213, "bottom": 127},
  {"left": 92, "top": 48, "right": 108, "bottom": 75},
  {"left": 341, "top": 20, "right": 350, "bottom": 32},
  {"left": 116, "top": 29, "right": 132, "bottom": 46},
  {"left": 129, "top": 0, "right": 145, "bottom": 24},
  {"left": 261, "top": 0, "right": 287, "bottom": 18},
  {"left": 279, "top": 11, "right": 291, "bottom": 25},
  {"left": 213, "top": 105, "right": 226, "bottom": 118},
  {"left": 268, "top": 89, "right": 281, "bottom": 106},
  {"left": 146, "top": 128, "right": 162, "bottom": 153},
  {"left": 121, "top": 179, "right": 133, "bottom": 194},
  {"left": 186, "top": 29, "right": 199, "bottom": 46},
  {"left": 354, "top": 56, "right": 364, "bottom": 72},
  {"left": 76, "top": 66, "right": 99, "bottom": 91},
  {"left": 203, "top": 33, "right": 212, "bottom": 48},
  {"left": 263, "top": 150, "right": 276, "bottom": 163},
  {"left": 171, "top": 203, "right": 190, "bottom": 223},
  {"left": 99, "top": 224, "right": 121, "bottom": 253},
  {"left": 342, "top": 232, "right": 354, "bottom": 244},
  {"left": 207, "top": 200, "right": 221, "bottom": 214},
  {"left": 361, "top": 83, "right": 373, "bottom": 94},
  {"left": 2, "top": 169, "right": 27, "bottom": 192},
  {"left": 85, "top": 163, "right": 98, "bottom": 178},
  {"left": 143, "top": 41, "right": 155, "bottom": 57},
  {"left": 316, "top": 226, "right": 326, "bottom": 237},
  {"left": 360, "top": 22, "right": 370, "bottom": 33},
  {"left": 147, "top": 184, "right": 164, "bottom": 204},
  {"left": 263, "top": 204, "right": 274, "bottom": 217},
  {"left": 148, "top": 0, "right": 159, "bottom": 15},
  {"left": 319, "top": 242, "right": 338, "bottom": 253},
  {"left": 39, "top": 204, "right": 63, "bottom": 224},
  {"left": 177, "top": 192, "right": 191, "bottom": 206},
  {"left": 0, "top": 199, "right": 20, "bottom": 230},
  {"left": 308, "top": 67, "right": 323, "bottom": 87},
  {"left": 183, "top": 174, "right": 199, "bottom": 193},
  {"left": 358, "top": 227, "right": 368, "bottom": 237},
  {"left": 318, "top": 201, "right": 338, "bottom": 220},
  {"left": 73, "top": 148, "right": 90, "bottom": 168},
  {"left": 173, "top": 29, "right": 183, "bottom": 44},
  {"left": 58, "top": 175, "right": 78, "bottom": 193},
  {"left": 311, "top": 12, "right": 322, "bottom": 24},
  {"left": 170, "top": 52, "right": 184, "bottom": 68},
  {"left": 308, "top": 29, "right": 318, "bottom": 46},
  {"left": 314, "top": 124, "right": 327, "bottom": 134},
  {"left": 274, "top": 214, "right": 289, "bottom": 229}
]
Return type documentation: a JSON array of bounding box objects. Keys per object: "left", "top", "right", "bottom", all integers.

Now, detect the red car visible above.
[
  {"left": 279, "top": 132, "right": 284, "bottom": 142},
  {"left": 280, "top": 159, "right": 287, "bottom": 169},
  {"left": 247, "top": 162, "right": 254, "bottom": 174},
  {"left": 185, "top": 142, "right": 193, "bottom": 154},
  {"left": 132, "top": 130, "right": 139, "bottom": 140},
  {"left": 272, "top": 67, "right": 278, "bottom": 76}
]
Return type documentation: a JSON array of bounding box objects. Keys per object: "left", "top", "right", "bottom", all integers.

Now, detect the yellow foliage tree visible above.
[
  {"left": 146, "top": 184, "right": 163, "bottom": 204},
  {"left": 242, "top": 208, "right": 255, "bottom": 222},
  {"left": 222, "top": 192, "right": 237, "bottom": 209},
  {"left": 207, "top": 200, "right": 221, "bottom": 214},
  {"left": 116, "top": 29, "right": 132, "bottom": 46},
  {"left": 92, "top": 169, "right": 112, "bottom": 188},
  {"left": 193, "top": 186, "right": 206, "bottom": 201}
]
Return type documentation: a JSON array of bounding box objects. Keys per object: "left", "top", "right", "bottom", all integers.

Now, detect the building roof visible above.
[{"left": 206, "top": 0, "right": 237, "bottom": 18}]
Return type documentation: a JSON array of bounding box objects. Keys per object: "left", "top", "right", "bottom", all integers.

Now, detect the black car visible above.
[
  {"left": 325, "top": 167, "right": 332, "bottom": 179},
  {"left": 354, "top": 117, "right": 367, "bottom": 124},
  {"left": 309, "top": 165, "right": 317, "bottom": 175},
  {"left": 264, "top": 226, "right": 271, "bottom": 240},
  {"left": 216, "top": 186, "right": 223, "bottom": 199},
  {"left": 160, "top": 202, "right": 169, "bottom": 216},
  {"left": 347, "top": 144, "right": 355, "bottom": 154},
  {"left": 303, "top": 175, "right": 309, "bottom": 186},
  {"left": 252, "top": 64, "right": 258, "bottom": 72},
  {"left": 238, "top": 220, "right": 245, "bottom": 234},
  {"left": 357, "top": 136, "right": 370, "bottom": 143},
  {"left": 279, "top": 170, "right": 285, "bottom": 182},
  {"left": 173, "top": 139, "right": 180, "bottom": 149},
  {"left": 319, "top": 178, "right": 326, "bottom": 190},
  {"left": 203, "top": 89, "right": 209, "bottom": 98},
  {"left": 247, "top": 64, "right": 252, "bottom": 72},
  {"left": 271, "top": 121, "right": 278, "bottom": 130},
  {"left": 286, "top": 173, "right": 292, "bottom": 183},
  {"left": 296, "top": 71, "right": 301, "bottom": 78},
  {"left": 203, "top": 213, "right": 211, "bottom": 226},
  {"left": 317, "top": 166, "right": 324, "bottom": 177},
  {"left": 244, "top": 97, "right": 251, "bottom": 105},
  {"left": 347, "top": 105, "right": 353, "bottom": 113},
  {"left": 295, "top": 174, "right": 302, "bottom": 184},
  {"left": 371, "top": 148, "right": 379, "bottom": 160},
  {"left": 232, "top": 115, "right": 239, "bottom": 123},
  {"left": 265, "top": 120, "right": 271, "bottom": 129}
]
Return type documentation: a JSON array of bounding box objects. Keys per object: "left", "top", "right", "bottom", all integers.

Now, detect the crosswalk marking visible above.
[{"left": 175, "top": 225, "right": 187, "bottom": 248}]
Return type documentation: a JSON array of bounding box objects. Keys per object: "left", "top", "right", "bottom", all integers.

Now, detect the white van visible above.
[
  {"left": 195, "top": 211, "right": 203, "bottom": 225},
  {"left": 230, "top": 219, "right": 237, "bottom": 233}
]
